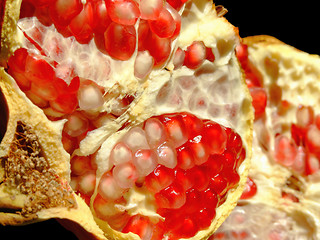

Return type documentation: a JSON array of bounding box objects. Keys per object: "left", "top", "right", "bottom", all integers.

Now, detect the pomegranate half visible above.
[
  {"left": 0, "top": 0, "right": 253, "bottom": 239},
  {"left": 212, "top": 36, "right": 320, "bottom": 239}
]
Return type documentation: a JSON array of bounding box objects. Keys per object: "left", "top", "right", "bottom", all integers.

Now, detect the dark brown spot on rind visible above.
[{"left": 0, "top": 121, "right": 75, "bottom": 216}]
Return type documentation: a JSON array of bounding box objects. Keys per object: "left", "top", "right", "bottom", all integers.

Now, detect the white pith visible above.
[
  {"left": 215, "top": 39, "right": 320, "bottom": 239},
  {"left": 0, "top": 0, "right": 253, "bottom": 240}
]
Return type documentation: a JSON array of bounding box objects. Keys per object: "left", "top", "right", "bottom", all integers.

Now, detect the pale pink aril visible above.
[
  {"left": 144, "top": 117, "right": 166, "bottom": 148},
  {"left": 123, "top": 127, "right": 149, "bottom": 151},
  {"left": 63, "top": 112, "right": 89, "bottom": 137},
  {"left": 139, "top": 0, "right": 163, "bottom": 20},
  {"left": 106, "top": 0, "right": 140, "bottom": 26},
  {"left": 173, "top": 47, "right": 185, "bottom": 69},
  {"left": 110, "top": 142, "right": 133, "bottom": 166},
  {"left": 133, "top": 149, "right": 158, "bottom": 177},
  {"left": 98, "top": 173, "right": 124, "bottom": 200},
  {"left": 78, "top": 81, "right": 104, "bottom": 111},
  {"left": 113, "top": 163, "right": 138, "bottom": 188},
  {"left": 78, "top": 171, "right": 96, "bottom": 195},
  {"left": 134, "top": 51, "right": 154, "bottom": 80},
  {"left": 296, "top": 105, "right": 314, "bottom": 128},
  {"left": 157, "top": 143, "right": 177, "bottom": 169}
]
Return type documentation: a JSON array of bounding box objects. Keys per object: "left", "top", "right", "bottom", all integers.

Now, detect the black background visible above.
[{"left": 0, "top": 1, "right": 318, "bottom": 239}]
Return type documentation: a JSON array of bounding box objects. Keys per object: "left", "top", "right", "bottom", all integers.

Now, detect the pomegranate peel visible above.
[
  {"left": 214, "top": 36, "right": 320, "bottom": 239},
  {"left": 0, "top": 0, "right": 253, "bottom": 239}
]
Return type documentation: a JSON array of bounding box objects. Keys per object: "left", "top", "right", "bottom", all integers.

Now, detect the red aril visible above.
[
  {"left": 104, "top": 22, "right": 136, "bottom": 61},
  {"left": 105, "top": 0, "right": 140, "bottom": 26},
  {"left": 140, "top": 0, "right": 163, "bottom": 20},
  {"left": 145, "top": 31, "right": 172, "bottom": 66},
  {"left": 240, "top": 177, "right": 257, "bottom": 200},
  {"left": 68, "top": 2, "right": 94, "bottom": 44},
  {"left": 149, "top": 5, "right": 176, "bottom": 38},
  {"left": 49, "top": 0, "right": 83, "bottom": 27},
  {"left": 122, "top": 215, "right": 154, "bottom": 240},
  {"left": 145, "top": 165, "right": 175, "bottom": 193},
  {"left": 92, "top": 0, "right": 111, "bottom": 34},
  {"left": 249, "top": 87, "right": 267, "bottom": 119},
  {"left": 184, "top": 41, "right": 207, "bottom": 69}
]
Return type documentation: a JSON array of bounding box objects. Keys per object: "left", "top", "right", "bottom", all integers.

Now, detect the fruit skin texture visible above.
[{"left": 0, "top": 0, "right": 253, "bottom": 240}]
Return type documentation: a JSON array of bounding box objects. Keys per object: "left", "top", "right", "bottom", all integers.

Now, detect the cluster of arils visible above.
[
  {"left": 237, "top": 43, "right": 320, "bottom": 177},
  {"left": 236, "top": 44, "right": 267, "bottom": 120},
  {"left": 275, "top": 104, "right": 320, "bottom": 175},
  {"left": 6, "top": 47, "right": 134, "bottom": 154},
  {"left": 73, "top": 112, "right": 246, "bottom": 240},
  {"left": 21, "top": 0, "right": 184, "bottom": 66}
]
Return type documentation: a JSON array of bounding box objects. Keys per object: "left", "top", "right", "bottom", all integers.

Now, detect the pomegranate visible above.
[
  {"left": 212, "top": 36, "right": 320, "bottom": 239},
  {"left": 0, "top": 0, "right": 253, "bottom": 239}
]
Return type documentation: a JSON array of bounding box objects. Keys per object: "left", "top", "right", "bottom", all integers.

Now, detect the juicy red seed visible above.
[
  {"left": 250, "top": 87, "right": 267, "bottom": 119},
  {"left": 7, "top": 48, "right": 28, "bottom": 73},
  {"left": 176, "top": 145, "right": 195, "bottom": 170},
  {"left": 145, "top": 165, "right": 175, "bottom": 193},
  {"left": 50, "top": 93, "right": 78, "bottom": 114},
  {"left": 92, "top": 0, "right": 111, "bottom": 34},
  {"left": 138, "top": 19, "right": 150, "bottom": 51},
  {"left": 274, "top": 134, "right": 297, "bottom": 167},
  {"left": 291, "top": 123, "right": 305, "bottom": 146},
  {"left": 122, "top": 215, "right": 153, "bottom": 239},
  {"left": 194, "top": 207, "right": 216, "bottom": 229},
  {"left": 106, "top": 0, "right": 140, "bottom": 26},
  {"left": 209, "top": 174, "right": 228, "bottom": 196},
  {"left": 183, "top": 41, "right": 207, "bottom": 69},
  {"left": 204, "top": 154, "right": 224, "bottom": 176},
  {"left": 166, "top": 0, "right": 185, "bottom": 10},
  {"left": 25, "top": 54, "right": 55, "bottom": 84},
  {"left": 306, "top": 124, "right": 320, "bottom": 154},
  {"left": 235, "top": 43, "right": 249, "bottom": 66},
  {"left": 49, "top": 0, "right": 83, "bottom": 27},
  {"left": 139, "top": 0, "right": 163, "bottom": 20},
  {"left": 145, "top": 32, "right": 172, "bottom": 66},
  {"left": 34, "top": 5, "right": 53, "bottom": 26},
  {"left": 104, "top": 22, "right": 136, "bottom": 61},
  {"left": 187, "top": 166, "right": 210, "bottom": 191},
  {"left": 155, "top": 183, "right": 186, "bottom": 209},
  {"left": 203, "top": 121, "right": 227, "bottom": 155},
  {"left": 149, "top": 6, "right": 176, "bottom": 38},
  {"left": 174, "top": 168, "right": 192, "bottom": 191},
  {"left": 30, "top": 81, "right": 58, "bottom": 101},
  {"left": 206, "top": 47, "right": 215, "bottom": 62},
  {"left": 165, "top": 3, "right": 181, "bottom": 40},
  {"left": 240, "top": 177, "right": 257, "bottom": 200},
  {"left": 68, "top": 2, "right": 94, "bottom": 44},
  {"left": 182, "top": 112, "right": 204, "bottom": 139}
]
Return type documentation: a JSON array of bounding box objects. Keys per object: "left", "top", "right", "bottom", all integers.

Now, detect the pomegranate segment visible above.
[{"left": 91, "top": 112, "right": 246, "bottom": 239}]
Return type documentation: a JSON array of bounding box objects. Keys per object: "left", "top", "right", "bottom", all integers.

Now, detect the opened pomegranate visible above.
[
  {"left": 211, "top": 36, "right": 320, "bottom": 239},
  {"left": 0, "top": 0, "right": 253, "bottom": 239}
]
